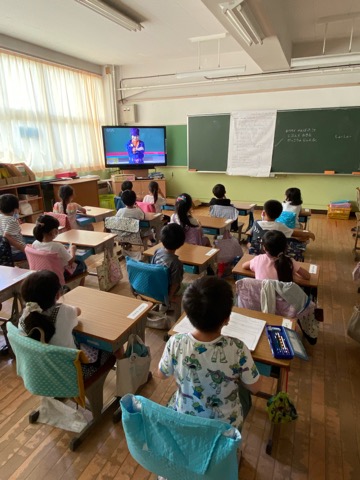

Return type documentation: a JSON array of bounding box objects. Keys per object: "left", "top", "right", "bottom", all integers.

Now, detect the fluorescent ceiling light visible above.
[
  {"left": 176, "top": 66, "right": 246, "bottom": 79},
  {"left": 220, "top": 1, "right": 263, "bottom": 46},
  {"left": 189, "top": 33, "right": 228, "bottom": 43},
  {"left": 74, "top": 0, "right": 143, "bottom": 32},
  {"left": 291, "top": 53, "right": 360, "bottom": 69}
]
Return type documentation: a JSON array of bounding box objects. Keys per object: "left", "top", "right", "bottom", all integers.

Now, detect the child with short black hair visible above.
[
  {"left": 121, "top": 180, "right": 133, "bottom": 194},
  {"left": 158, "top": 276, "right": 261, "bottom": 432},
  {"left": 115, "top": 189, "right": 152, "bottom": 246},
  {"left": 151, "top": 223, "right": 185, "bottom": 301},
  {"left": 251, "top": 199, "right": 315, "bottom": 244},
  {"left": 243, "top": 230, "right": 310, "bottom": 281},
  {"left": 283, "top": 187, "right": 303, "bottom": 228},
  {"left": 209, "top": 184, "right": 231, "bottom": 207},
  {"left": 0, "top": 193, "right": 26, "bottom": 261}
]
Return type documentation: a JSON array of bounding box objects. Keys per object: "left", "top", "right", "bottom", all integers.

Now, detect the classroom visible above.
[{"left": 0, "top": 1, "right": 360, "bottom": 479}]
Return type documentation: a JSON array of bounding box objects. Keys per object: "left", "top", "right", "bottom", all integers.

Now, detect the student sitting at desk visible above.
[
  {"left": 143, "top": 180, "right": 166, "bottom": 214},
  {"left": 250, "top": 200, "right": 315, "bottom": 243},
  {"left": 0, "top": 193, "right": 26, "bottom": 261},
  {"left": 282, "top": 187, "right": 303, "bottom": 229},
  {"left": 158, "top": 276, "right": 261, "bottom": 432},
  {"left": 242, "top": 230, "right": 310, "bottom": 281},
  {"left": 115, "top": 180, "right": 133, "bottom": 210},
  {"left": 53, "top": 184, "right": 93, "bottom": 231},
  {"left": 171, "top": 193, "right": 210, "bottom": 247},
  {"left": 115, "top": 190, "right": 153, "bottom": 246},
  {"left": 19, "top": 270, "right": 113, "bottom": 379},
  {"left": 151, "top": 223, "right": 185, "bottom": 304},
  {"left": 32, "top": 215, "right": 87, "bottom": 280},
  {"left": 209, "top": 183, "right": 238, "bottom": 232}
]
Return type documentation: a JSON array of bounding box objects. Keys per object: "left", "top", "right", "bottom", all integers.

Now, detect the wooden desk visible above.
[
  {"left": 162, "top": 197, "right": 202, "bottom": 211},
  {"left": 21, "top": 223, "right": 65, "bottom": 241},
  {"left": 143, "top": 242, "right": 219, "bottom": 274},
  {"left": 299, "top": 208, "right": 311, "bottom": 228},
  {"left": 62, "top": 286, "right": 153, "bottom": 353},
  {"left": 193, "top": 215, "right": 232, "bottom": 236},
  {"left": 78, "top": 206, "right": 115, "bottom": 223},
  {"left": 170, "top": 307, "right": 293, "bottom": 454},
  {"left": 139, "top": 212, "right": 163, "bottom": 228},
  {"left": 0, "top": 266, "right": 32, "bottom": 323},
  {"left": 54, "top": 230, "right": 116, "bottom": 254},
  {"left": 232, "top": 201, "right": 257, "bottom": 231},
  {"left": 51, "top": 178, "right": 100, "bottom": 207},
  {"left": 233, "top": 253, "right": 320, "bottom": 294}
]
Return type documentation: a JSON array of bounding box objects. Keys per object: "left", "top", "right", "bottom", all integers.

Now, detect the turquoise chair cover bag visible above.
[{"left": 120, "top": 394, "right": 241, "bottom": 480}]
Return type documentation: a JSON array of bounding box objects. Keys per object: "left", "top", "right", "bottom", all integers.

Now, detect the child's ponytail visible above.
[
  {"left": 149, "top": 181, "right": 159, "bottom": 205},
  {"left": 274, "top": 252, "right": 293, "bottom": 282},
  {"left": 175, "top": 193, "right": 194, "bottom": 229}
]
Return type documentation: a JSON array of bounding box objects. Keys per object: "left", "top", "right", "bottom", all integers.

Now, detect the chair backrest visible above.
[
  {"left": 7, "top": 322, "right": 87, "bottom": 407},
  {"left": 126, "top": 257, "right": 169, "bottom": 304},
  {"left": 114, "top": 196, "right": 125, "bottom": 211},
  {"left": 275, "top": 211, "right": 296, "bottom": 229},
  {"left": 236, "top": 278, "right": 298, "bottom": 317},
  {"left": 45, "top": 212, "right": 71, "bottom": 231},
  {"left": 184, "top": 226, "right": 204, "bottom": 246},
  {"left": 136, "top": 201, "right": 156, "bottom": 213},
  {"left": 209, "top": 204, "right": 238, "bottom": 222},
  {"left": 121, "top": 393, "right": 241, "bottom": 480},
  {"left": 25, "top": 245, "right": 66, "bottom": 285},
  {"left": 0, "top": 235, "right": 14, "bottom": 266},
  {"left": 105, "top": 217, "right": 143, "bottom": 246}
]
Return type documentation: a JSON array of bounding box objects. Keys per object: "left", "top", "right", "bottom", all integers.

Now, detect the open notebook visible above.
[{"left": 173, "top": 312, "right": 266, "bottom": 351}]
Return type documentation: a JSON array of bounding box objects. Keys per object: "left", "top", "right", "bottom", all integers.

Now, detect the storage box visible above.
[
  {"left": 327, "top": 205, "right": 351, "bottom": 220},
  {"left": 55, "top": 171, "right": 77, "bottom": 179},
  {"left": 13, "top": 163, "right": 36, "bottom": 181},
  {"left": 99, "top": 194, "right": 115, "bottom": 209},
  {"left": 111, "top": 174, "right": 136, "bottom": 182}
]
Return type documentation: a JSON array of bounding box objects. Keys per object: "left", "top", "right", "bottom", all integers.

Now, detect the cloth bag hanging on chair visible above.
[
  {"left": 347, "top": 305, "right": 360, "bottom": 343},
  {"left": 96, "top": 249, "right": 123, "bottom": 291},
  {"left": 116, "top": 335, "right": 151, "bottom": 396},
  {"left": 120, "top": 394, "right": 241, "bottom": 480}
]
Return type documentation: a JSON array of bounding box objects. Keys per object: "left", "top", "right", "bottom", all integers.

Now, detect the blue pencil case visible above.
[{"left": 266, "top": 325, "right": 294, "bottom": 360}]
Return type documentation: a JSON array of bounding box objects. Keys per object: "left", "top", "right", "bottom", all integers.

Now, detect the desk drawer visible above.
[{"left": 73, "top": 332, "right": 114, "bottom": 353}]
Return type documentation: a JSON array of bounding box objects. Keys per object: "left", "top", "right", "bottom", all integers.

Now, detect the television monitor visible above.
[{"left": 102, "top": 125, "right": 167, "bottom": 170}]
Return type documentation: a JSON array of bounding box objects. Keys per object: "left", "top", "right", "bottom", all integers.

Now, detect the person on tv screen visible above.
[{"left": 126, "top": 127, "right": 145, "bottom": 164}]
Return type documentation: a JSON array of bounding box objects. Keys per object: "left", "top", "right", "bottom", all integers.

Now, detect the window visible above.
[{"left": 0, "top": 50, "right": 106, "bottom": 176}]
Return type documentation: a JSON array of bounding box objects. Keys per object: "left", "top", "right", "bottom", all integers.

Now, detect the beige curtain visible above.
[{"left": 0, "top": 50, "right": 106, "bottom": 176}]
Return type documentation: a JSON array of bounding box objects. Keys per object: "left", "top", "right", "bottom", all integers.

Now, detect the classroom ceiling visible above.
[{"left": 0, "top": 0, "right": 359, "bottom": 73}]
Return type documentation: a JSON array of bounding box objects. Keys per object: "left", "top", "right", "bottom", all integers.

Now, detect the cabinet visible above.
[
  {"left": 51, "top": 178, "right": 100, "bottom": 207},
  {"left": 0, "top": 181, "right": 44, "bottom": 223},
  {"left": 112, "top": 179, "right": 166, "bottom": 200}
]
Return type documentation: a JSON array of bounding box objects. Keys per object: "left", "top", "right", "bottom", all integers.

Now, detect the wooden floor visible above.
[{"left": 1, "top": 210, "right": 360, "bottom": 479}]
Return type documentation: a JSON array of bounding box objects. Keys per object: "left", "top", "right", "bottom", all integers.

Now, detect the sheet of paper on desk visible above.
[
  {"left": 222, "top": 312, "right": 266, "bottom": 351},
  {"left": 127, "top": 303, "right": 149, "bottom": 319},
  {"left": 309, "top": 264, "right": 317, "bottom": 274},
  {"left": 174, "top": 312, "right": 266, "bottom": 351},
  {"left": 206, "top": 248, "right": 218, "bottom": 256}
]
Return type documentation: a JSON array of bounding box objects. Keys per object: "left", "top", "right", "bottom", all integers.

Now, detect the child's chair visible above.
[
  {"left": 136, "top": 201, "right": 156, "bottom": 213},
  {"left": 114, "top": 196, "right": 125, "bottom": 211},
  {"left": 236, "top": 277, "right": 321, "bottom": 344},
  {"left": 126, "top": 257, "right": 171, "bottom": 329},
  {"left": 7, "top": 322, "right": 116, "bottom": 451},
  {"left": 184, "top": 225, "right": 206, "bottom": 245},
  {"left": 120, "top": 393, "right": 241, "bottom": 480},
  {"left": 24, "top": 245, "right": 87, "bottom": 287},
  {"left": 45, "top": 212, "right": 71, "bottom": 231},
  {"left": 210, "top": 204, "right": 240, "bottom": 237},
  {"left": 105, "top": 217, "right": 144, "bottom": 260}
]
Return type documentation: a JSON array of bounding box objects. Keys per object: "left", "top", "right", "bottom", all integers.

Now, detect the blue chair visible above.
[
  {"left": 114, "top": 196, "right": 125, "bottom": 211},
  {"left": 126, "top": 257, "right": 169, "bottom": 305},
  {"left": 121, "top": 393, "right": 241, "bottom": 480}
]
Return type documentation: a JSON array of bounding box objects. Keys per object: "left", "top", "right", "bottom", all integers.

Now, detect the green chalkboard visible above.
[
  {"left": 187, "top": 108, "right": 360, "bottom": 173},
  {"left": 188, "top": 115, "right": 230, "bottom": 171},
  {"left": 272, "top": 108, "right": 360, "bottom": 173},
  {"left": 166, "top": 125, "right": 187, "bottom": 166}
]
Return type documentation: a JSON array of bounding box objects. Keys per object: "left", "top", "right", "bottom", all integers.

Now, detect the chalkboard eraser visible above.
[
  {"left": 352, "top": 172, "right": 360, "bottom": 175},
  {"left": 324, "top": 170, "right": 335, "bottom": 175},
  {"left": 188, "top": 169, "right": 197, "bottom": 172}
]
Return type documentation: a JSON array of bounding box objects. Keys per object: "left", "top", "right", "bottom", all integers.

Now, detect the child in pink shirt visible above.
[{"left": 242, "top": 230, "right": 310, "bottom": 281}]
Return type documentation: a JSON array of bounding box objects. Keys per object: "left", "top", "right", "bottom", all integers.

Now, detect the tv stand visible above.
[{"left": 122, "top": 169, "right": 149, "bottom": 178}]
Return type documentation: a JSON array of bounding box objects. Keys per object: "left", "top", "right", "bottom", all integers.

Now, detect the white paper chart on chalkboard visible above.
[{"left": 227, "top": 110, "right": 276, "bottom": 177}]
